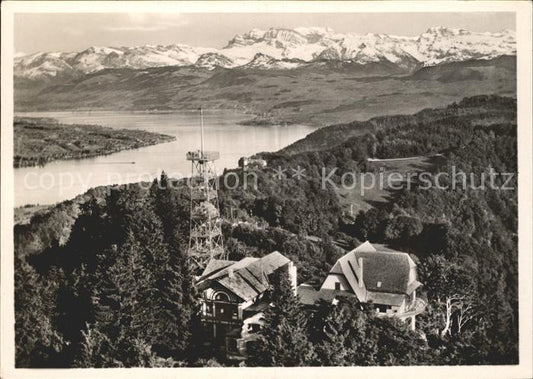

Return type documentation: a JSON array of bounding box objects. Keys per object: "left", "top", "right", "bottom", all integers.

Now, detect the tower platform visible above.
[{"left": 187, "top": 150, "right": 220, "bottom": 162}]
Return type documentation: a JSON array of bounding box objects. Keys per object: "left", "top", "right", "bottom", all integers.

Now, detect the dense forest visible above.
[{"left": 15, "top": 95, "right": 518, "bottom": 366}]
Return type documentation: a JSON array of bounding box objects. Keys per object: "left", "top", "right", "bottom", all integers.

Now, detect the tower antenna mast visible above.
[
  {"left": 200, "top": 107, "right": 205, "bottom": 154},
  {"left": 186, "top": 107, "right": 226, "bottom": 271}
]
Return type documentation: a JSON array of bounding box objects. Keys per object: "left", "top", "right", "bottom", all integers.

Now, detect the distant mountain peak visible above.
[
  {"left": 241, "top": 52, "right": 306, "bottom": 70},
  {"left": 195, "top": 52, "right": 234, "bottom": 70},
  {"left": 14, "top": 25, "right": 516, "bottom": 80},
  {"left": 242, "top": 52, "right": 277, "bottom": 68}
]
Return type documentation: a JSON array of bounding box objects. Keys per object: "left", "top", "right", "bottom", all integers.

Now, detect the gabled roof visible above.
[
  {"left": 337, "top": 252, "right": 364, "bottom": 298},
  {"left": 357, "top": 251, "right": 410, "bottom": 294},
  {"left": 329, "top": 261, "right": 343, "bottom": 275},
  {"left": 200, "top": 259, "right": 236, "bottom": 279},
  {"left": 200, "top": 251, "right": 291, "bottom": 302},
  {"left": 323, "top": 242, "right": 421, "bottom": 303},
  {"left": 206, "top": 257, "right": 259, "bottom": 281},
  {"left": 246, "top": 251, "right": 290, "bottom": 275},
  {"left": 354, "top": 240, "right": 376, "bottom": 253}
]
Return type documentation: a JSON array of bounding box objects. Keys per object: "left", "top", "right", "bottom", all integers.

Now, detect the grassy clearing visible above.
[{"left": 337, "top": 155, "right": 446, "bottom": 215}]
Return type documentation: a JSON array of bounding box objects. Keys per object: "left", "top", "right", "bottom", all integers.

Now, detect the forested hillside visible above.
[
  {"left": 282, "top": 85, "right": 516, "bottom": 154},
  {"left": 15, "top": 95, "right": 518, "bottom": 366}
]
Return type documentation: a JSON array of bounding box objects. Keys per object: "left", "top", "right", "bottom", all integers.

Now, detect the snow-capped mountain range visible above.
[{"left": 14, "top": 26, "right": 516, "bottom": 80}]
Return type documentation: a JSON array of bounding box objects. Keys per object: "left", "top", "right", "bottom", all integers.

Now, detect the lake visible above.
[{"left": 14, "top": 110, "right": 317, "bottom": 207}]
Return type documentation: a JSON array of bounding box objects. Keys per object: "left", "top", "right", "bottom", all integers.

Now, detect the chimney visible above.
[
  {"left": 358, "top": 257, "right": 364, "bottom": 288},
  {"left": 288, "top": 262, "right": 297, "bottom": 295},
  {"left": 228, "top": 267, "right": 234, "bottom": 278}
]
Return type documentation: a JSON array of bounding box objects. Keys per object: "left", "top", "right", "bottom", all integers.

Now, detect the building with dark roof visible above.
[
  {"left": 197, "top": 251, "right": 296, "bottom": 360},
  {"left": 298, "top": 241, "right": 426, "bottom": 330}
]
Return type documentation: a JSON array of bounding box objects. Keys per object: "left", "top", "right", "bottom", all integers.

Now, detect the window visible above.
[
  {"left": 206, "top": 303, "right": 213, "bottom": 315},
  {"left": 215, "top": 292, "right": 230, "bottom": 302},
  {"left": 375, "top": 304, "right": 390, "bottom": 313},
  {"left": 249, "top": 323, "right": 261, "bottom": 333},
  {"left": 334, "top": 282, "right": 341, "bottom": 290},
  {"left": 232, "top": 309, "right": 239, "bottom": 319}
]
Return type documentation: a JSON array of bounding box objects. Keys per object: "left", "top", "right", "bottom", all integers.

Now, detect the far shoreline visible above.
[{"left": 14, "top": 116, "right": 177, "bottom": 169}]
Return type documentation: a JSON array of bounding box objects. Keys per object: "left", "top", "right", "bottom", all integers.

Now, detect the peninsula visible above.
[{"left": 14, "top": 117, "right": 175, "bottom": 168}]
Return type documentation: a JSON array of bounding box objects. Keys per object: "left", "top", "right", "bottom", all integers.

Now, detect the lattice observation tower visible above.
[{"left": 187, "top": 108, "right": 226, "bottom": 269}]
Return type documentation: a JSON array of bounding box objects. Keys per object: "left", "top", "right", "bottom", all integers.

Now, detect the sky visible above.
[{"left": 15, "top": 12, "right": 516, "bottom": 54}]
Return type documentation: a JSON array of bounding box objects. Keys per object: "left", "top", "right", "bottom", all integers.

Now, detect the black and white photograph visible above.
[{"left": 1, "top": 1, "right": 532, "bottom": 378}]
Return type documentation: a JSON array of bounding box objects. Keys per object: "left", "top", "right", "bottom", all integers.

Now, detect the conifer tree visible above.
[
  {"left": 73, "top": 324, "right": 115, "bottom": 368},
  {"left": 246, "top": 269, "right": 315, "bottom": 366},
  {"left": 311, "top": 300, "right": 352, "bottom": 366},
  {"left": 150, "top": 173, "right": 201, "bottom": 359},
  {"left": 86, "top": 228, "right": 152, "bottom": 365},
  {"left": 343, "top": 301, "right": 380, "bottom": 365},
  {"left": 15, "top": 256, "right": 64, "bottom": 367}
]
